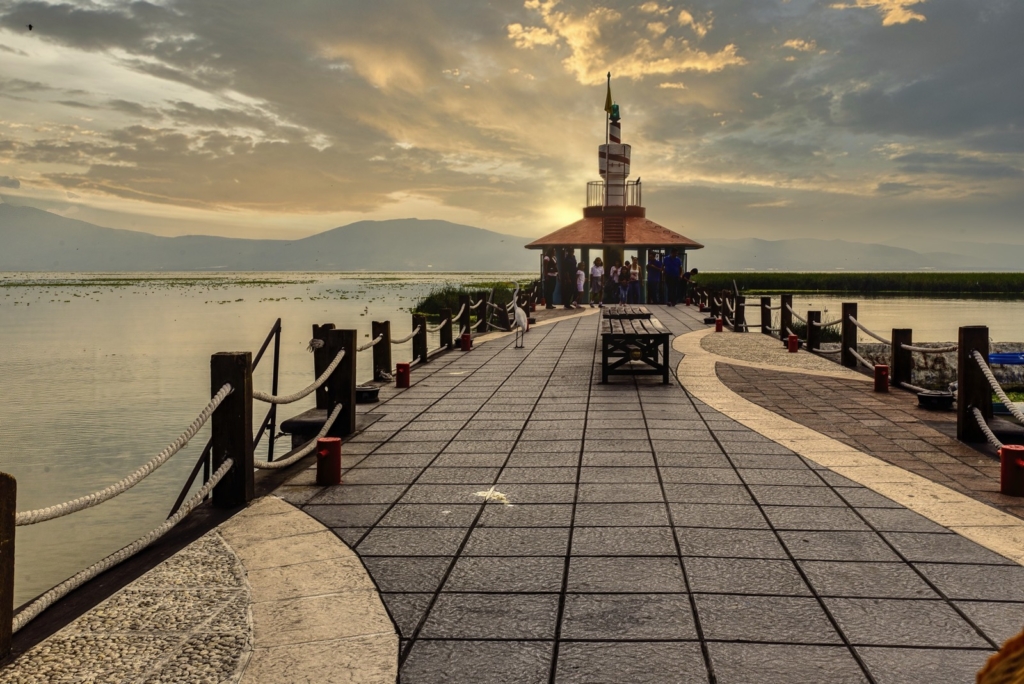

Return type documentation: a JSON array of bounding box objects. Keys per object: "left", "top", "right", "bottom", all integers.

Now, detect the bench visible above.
[
  {"left": 604, "top": 305, "right": 652, "bottom": 320},
  {"left": 601, "top": 316, "right": 670, "bottom": 384}
]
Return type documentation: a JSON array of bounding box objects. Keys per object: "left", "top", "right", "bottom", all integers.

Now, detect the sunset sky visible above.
[{"left": 0, "top": 0, "right": 1021, "bottom": 244}]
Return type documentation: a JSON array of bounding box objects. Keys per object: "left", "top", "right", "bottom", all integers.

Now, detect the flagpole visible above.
[{"left": 604, "top": 72, "right": 610, "bottom": 208}]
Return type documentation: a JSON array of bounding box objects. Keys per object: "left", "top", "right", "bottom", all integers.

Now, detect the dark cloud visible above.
[
  {"left": 892, "top": 152, "right": 1023, "bottom": 179},
  {"left": 0, "top": 176, "right": 21, "bottom": 189}
]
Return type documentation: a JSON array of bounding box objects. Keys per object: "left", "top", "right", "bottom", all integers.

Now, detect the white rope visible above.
[
  {"left": 766, "top": 305, "right": 782, "bottom": 311},
  {"left": 850, "top": 348, "right": 875, "bottom": 370},
  {"left": 786, "top": 327, "right": 797, "bottom": 337},
  {"left": 972, "top": 350, "right": 1024, "bottom": 423},
  {"left": 813, "top": 347, "right": 842, "bottom": 355},
  {"left": 357, "top": 334, "right": 384, "bottom": 352},
  {"left": 847, "top": 316, "right": 891, "bottom": 345},
  {"left": 713, "top": 297, "right": 722, "bottom": 306},
  {"left": 725, "top": 300, "right": 735, "bottom": 313},
  {"left": 901, "top": 343, "right": 958, "bottom": 354},
  {"left": 454, "top": 303, "right": 466, "bottom": 320},
  {"left": 12, "top": 457, "right": 233, "bottom": 633},
  {"left": 901, "top": 382, "right": 927, "bottom": 393},
  {"left": 254, "top": 405, "right": 342, "bottom": 469},
  {"left": 764, "top": 327, "right": 781, "bottom": 333},
  {"left": 253, "top": 349, "right": 345, "bottom": 404},
  {"left": 784, "top": 304, "right": 807, "bottom": 324},
  {"left": 469, "top": 299, "right": 483, "bottom": 309},
  {"left": 812, "top": 318, "right": 842, "bottom": 327},
  {"left": 15, "top": 384, "right": 233, "bottom": 526},
  {"left": 973, "top": 407, "right": 1004, "bottom": 450},
  {"left": 426, "top": 318, "right": 450, "bottom": 333},
  {"left": 392, "top": 326, "right": 422, "bottom": 344},
  {"left": 307, "top": 338, "right": 324, "bottom": 352}
]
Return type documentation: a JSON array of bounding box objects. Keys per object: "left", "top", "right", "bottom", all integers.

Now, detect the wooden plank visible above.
[{"left": 0, "top": 472, "right": 13, "bottom": 660}]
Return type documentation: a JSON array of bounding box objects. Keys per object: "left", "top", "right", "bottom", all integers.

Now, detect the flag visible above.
[{"left": 604, "top": 73, "right": 613, "bottom": 114}]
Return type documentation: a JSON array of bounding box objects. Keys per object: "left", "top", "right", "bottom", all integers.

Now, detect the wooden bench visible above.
[
  {"left": 601, "top": 317, "right": 670, "bottom": 384},
  {"left": 603, "top": 305, "right": 652, "bottom": 320}
]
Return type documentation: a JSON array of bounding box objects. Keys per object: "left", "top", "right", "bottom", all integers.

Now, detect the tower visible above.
[{"left": 598, "top": 105, "right": 631, "bottom": 207}]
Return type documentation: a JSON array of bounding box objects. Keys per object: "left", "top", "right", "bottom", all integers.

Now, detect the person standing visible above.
[
  {"left": 628, "top": 256, "right": 641, "bottom": 304},
  {"left": 618, "top": 262, "right": 631, "bottom": 304},
  {"left": 590, "top": 257, "right": 604, "bottom": 308},
  {"left": 575, "top": 263, "right": 586, "bottom": 308},
  {"left": 607, "top": 261, "right": 620, "bottom": 304},
  {"left": 682, "top": 267, "right": 699, "bottom": 304},
  {"left": 543, "top": 249, "right": 558, "bottom": 309},
  {"left": 664, "top": 248, "right": 682, "bottom": 306},
  {"left": 646, "top": 252, "right": 663, "bottom": 304},
  {"left": 561, "top": 248, "right": 578, "bottom": 309}
]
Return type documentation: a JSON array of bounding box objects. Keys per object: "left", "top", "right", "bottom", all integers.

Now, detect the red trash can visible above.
[
  {"left": 460, "top": 333, "right": 472, "bottom": 351},
  {"left": 874, "top": 364, "right": 889, "bottom": 393},
  {"left": 715, "top": 318, "right": 723, "bottom": 333},
  {"left": 787, "top": 334, "right": 799, "bottom": 353},
  {"left": 1000, "top": 444, "right": 1024, "bottom": 496},
  {"left": 316, "top": 437, "right": 342, "bottom": 486},
  {"left": 396, "top": 362, "right": 411, "bottom": 388}
]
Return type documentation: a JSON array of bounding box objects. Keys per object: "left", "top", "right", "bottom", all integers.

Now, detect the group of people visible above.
[{"left": 543, "top": 247, "right": 697, "bottom": 309}]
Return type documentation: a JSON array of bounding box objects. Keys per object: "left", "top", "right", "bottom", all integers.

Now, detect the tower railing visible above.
[{"left": 585, "top": 180, "right": 642, "bottom": 208}]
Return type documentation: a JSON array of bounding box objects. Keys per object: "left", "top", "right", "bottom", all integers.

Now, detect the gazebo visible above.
[{"left": 525, "top": 103, "right": 703, "bottom": 304}]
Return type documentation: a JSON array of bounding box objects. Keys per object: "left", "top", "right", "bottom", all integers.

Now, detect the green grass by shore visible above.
[{"left": 696, "top": 272, "right": 1024, "bottom": 297}]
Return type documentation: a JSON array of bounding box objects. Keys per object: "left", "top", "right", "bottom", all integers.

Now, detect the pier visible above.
[{"left": 3, "top": 299, "right": 1024, "bottom": 683}]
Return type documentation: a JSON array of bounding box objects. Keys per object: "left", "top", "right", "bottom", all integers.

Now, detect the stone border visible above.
[
  {"left": 675, "top": 327, "right": 1024, "bottom": 566},
  {"left": 220, "top": 495, "right": 398, "bottom": 683}
]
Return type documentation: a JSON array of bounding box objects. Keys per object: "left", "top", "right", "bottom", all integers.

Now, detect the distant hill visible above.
[
  {"left": 0, "top": 204, "right": 536, "bottom": 271},
  {"left": 2, "top": 203, "right": 1021, "bottom": 272}
]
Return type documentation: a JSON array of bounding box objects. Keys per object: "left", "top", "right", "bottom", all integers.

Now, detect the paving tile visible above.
[
  {"left": 498, "top": 467, "right": 578, "bottom": 483},
  {"left": 707, "top": 643, "right": 868, "bottom": 684},
  {"left": 677, "top": 528, "right": 788, "bottom": 559},
  {"left": 357, "top": 527, "right": 467, "bottom": 556},
  {"left": 399, "top": 483, "right": 495, "bottom": 504},
  {"left": 663, "top": 484, "right": 755, "bottom": 504},
  {"left": 954, "top": 601, "right": 1024, "bottom": 645},
  {"left": 884, "top": 532, "right": 1016, "bottom": 565},
  {"left": 381, "top": 593, "right": 432, "bottom": 638},
  {"left": 419, "top": 593, "right": 559, "bottom": 639},
  {"left": 402, "top": 639, "right": 553, "bottom": 684},
  {"left": 306, "top": 484, "right": 407, "bottom": 505},
  {"left": 659, "top": 467, "right": 742, "bottom": 485},
  {"left": 670, "top": 503, "right": 769, "bottom": 529},
  {"left": 330, "top": 527, "right": 367, "bottom": 546},
  {"left": 762, "top": 506, "right": 870, "bottom": 531},
  {"left": 799, "top": 561, "right": 938, "bottom": 599},
  {"left": 780, "top": 531, "right": 900, "bottom": 562},
  {"left": 354, "top": 453, "right": 438, "bottom": 468},
  {"left": 836, "top": 487, "right": 902, "bottom": 508},
  {"left": 738, "top": 468, "right": 825, "bottom": 486},
  {"left": 583, "top": 452, "right": 657, "bottom": 466},
  {"left": 567, "top": 557, "right": 687, "bottom": 593},
  {"left": 856, "top": 647, "right": 991, "bottom": 684},
  {"left": 301, "top": 504, "right": 389, "bottom": 527},
  {"left": 341, "top": 467, "right": 424, "bottom": 484},
  {"left": 477, "top": 503, "right": 574, "bottom": 527},
  {"left": 417, "top": 467, "right": 501, "bottom": 484},
  {"left": 916, "top": 563, "right": 1024, "bottom": 601},
  {"left": 685, "top": 557, "right": 810, "bottom": 596},
  {"left": 505, "top": 452, "right": 580, "bottom": 467},
  {"left": 362, "top": 556, "right": 452, "bottom": 592},
  {"left": 578, "top": 466, "right": 659, "bottom": 483},
  {"left": 462, "top": 527, "right": 571, "bottom": 556},
  {"left": 376, "top": 503, "right": 482, "bottom": 527},
  {"left": 432, "top": 452, "right": 509, "bottom": 467},
  {"left": 825, "top": 598, "right": 989, "bottom": 647},
  {"left": 444, "top": 556, "right": 565, "bottom": 592},
  {"left": 488, "top": 484, "right": 577, "bottom": 504},
  {"left": 554, "top": 641, "right": 707, "bottom": 683},
  {"left": 571, "top": 526, "right": 678, "bottom": 556},
  {"left": 577, "top": 483, "right": 665, "bottom": 503},
  {"left": 748, "top": 485, "right": 847, "bottom": 507},
  {"left": 696, "top": 594, "right": 841, "bottom": 644},
  {"left": 560, "top": 593, "right": 696, "bottom": 640},
  {"left": 574, "top": 503, "right": 671, "bottom": 526}
]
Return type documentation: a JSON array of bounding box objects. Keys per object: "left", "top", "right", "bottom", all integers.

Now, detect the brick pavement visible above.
[{"left": 276, "top": 306, "right": 1024, "bottom": 683}]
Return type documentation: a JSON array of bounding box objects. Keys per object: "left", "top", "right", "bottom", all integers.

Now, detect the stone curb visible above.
[{"left": 675, "top": 327, "right": 1024, "bottom": 567}]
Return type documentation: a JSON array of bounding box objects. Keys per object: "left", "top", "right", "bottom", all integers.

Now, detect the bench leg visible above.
[{"left": 662, "top": 339, "right": 670, "bottom": 384}]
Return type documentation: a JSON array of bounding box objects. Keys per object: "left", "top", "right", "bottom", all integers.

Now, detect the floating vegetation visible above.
[{"left": 698, "top": 272, "right": 1024, "bottom": 297}]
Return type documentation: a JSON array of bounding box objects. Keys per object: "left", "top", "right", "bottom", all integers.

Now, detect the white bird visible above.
[{"left": 511, "top": 284, "right": 529, "bottom": 348}]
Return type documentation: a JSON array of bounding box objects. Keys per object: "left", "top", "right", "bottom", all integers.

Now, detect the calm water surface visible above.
[{"left": 2, "top": 274, "right": 1023, "bottom": 605}]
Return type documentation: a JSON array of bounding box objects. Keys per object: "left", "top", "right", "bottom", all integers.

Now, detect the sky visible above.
[{"left": 0, "top": 0, "right": 1021, "bottom": 244}]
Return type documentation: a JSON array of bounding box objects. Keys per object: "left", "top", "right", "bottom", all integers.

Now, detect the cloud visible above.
[
  {"left": 0, "top": 176, "right": 21, "bottom": 189},
  {"left": 891, "top": 152, "right": 1023, "bottom": 179},
  {"left": 782, "top": 39, "right": 817, "bottom": 51},
  {"left": 658, "top": 82, "right": 687, "bottom": 89},
  {"left": 829, "top": 0, "right": 927, "bottom": 26},
  {"left": 676, "top": 9, "right": 712, "bottom": 39}
]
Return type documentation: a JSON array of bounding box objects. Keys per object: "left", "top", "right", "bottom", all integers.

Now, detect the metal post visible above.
[
  {"left": 807, "top": 311, "right": 821, "bottom": 351},
  {"left": 311, "top": 323, "right": 335, "bottom": 410},
  {"left": 779, "top": 294, "right": 793, "bottom": 342},
  {"left": 211, "top": 352, "right": 253, "bottom": 509},
  {"left": 0, "top": 472, "right": 14, "bottom": 660},
  {"left": 413, "top": 313, "right": 428, "bottom": 364},
  {"left": 326, "top": 329, "right": 357, "bottom": 437},
  {"left": 734, "top": 296, "right": 746, "bottom": 333},
  {"left": 760, "top": 297, "right": 772, "bottom": 335},
  {"left": 892, "top": 329, "right": 913, "bottom": 389},
  {"left": 372, "top": 320, "right": 392, "bottom": 381},
  {"left": 841, "top": 303, "right": 858, "bottom": 369},
  {"left": 458, "top": 294, "right": 471, "bottom": 338},
  {"left": 958, "top": 326, "right": 992, "bottom": 443},
  {"left": 439, "top": 308, "right": 454, "bottom": 349}
]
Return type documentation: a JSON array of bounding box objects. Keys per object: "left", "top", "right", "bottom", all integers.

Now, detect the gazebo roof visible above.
[{"left": 525, "top": 216, "right": 704, "bottom": 250}]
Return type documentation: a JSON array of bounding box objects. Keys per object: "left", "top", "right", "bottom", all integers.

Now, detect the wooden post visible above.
[
  {"left": 372, "top": 320, "right": 392, "bottom": 381},
  {"left": 709, "top": 293, "right": 720, "bottom": 319},
  {"left": 413, "top": 313, "right": 428, "bottom": 364},
  {"left": 458, "top": 294, "right": 471, "bottom": 338},
  {"left": 779, "top": 294, "right": 793, "bottom": 342},
  {"left": 326, "top": 329, "right": 357, "bottom": 437},
  {"left": 958, "top": 326, "right": 992, "bottom": 443},
  {"left": 892, "top": 329, "right": 913, "bottom": 388},
  {"left": 475, "top": 291, "right": 488, "bottom": 334},
  {"left": 807, "top": 311, "right": 821, "bottom": 351},
  {"left": 311, "top": 323, "right": 335, "bottom": 410},
  {"left": 734, "top": 296, "right": 746, "bottom": 333},
  {"left": 841, "top": 302, "right": 858, "bottom": 369},
  {"left": 211, "top": 352, "right": 253, "bottom": 509},
  {"left": 760, "top": 297, "right": 772, "bottom": 335},
  {"left": 0, "top": 472, "right": 14, "bottom": 661},
  {"left": 497, "top": 304, "right": 511, "bottom": 331},
  {"left": 439, "top": 308, "right": 454, "bottom": 349}
]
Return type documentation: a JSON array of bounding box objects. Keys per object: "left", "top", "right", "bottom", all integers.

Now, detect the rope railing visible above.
[
  {"left": 253, "top": 349, "right": 345, "bottom": 405},
  {"left": 253, "top": 405, "right": 342, "bottom": 469},
  {"left": 454, "top": 303, "right": 466, "bottom": 320},
  {"left": 900, "top": 382, "right": 927, "bottom": 394},
  {"left": 973, "top": 407, "right": 1004, "bottom": 450},
  {"left": 812, "top": 346, "right": 842, "bottom": 355},
  {"left": 786, "top": 327, "right": 797, "bottom": 338},
  {"left": 426, "top": 318, "right": 450, "bottom": 333},
  {"left": 12, "top": 456, "right": 234, "bottom": 633},
  {"left": 812, "top": 318, "right": 842, "bottom": 328},
  {"left": 901, "top": 343, "right": 958, "bottom": 354},
  {"left": 469, "top": 299, "right": 483, "bottom": 309},
  {"left": 357, "top": 334, "right": 384, "bottom": 352},
  {"left": 850, "top": 348, "right": 875, "bottom": 370},
  {"left": 848, "top": 316, "right": 891, "bottom": 345},
  {"left": 784, "top": 304, "right": 807, "bottom": 324},
  {"left": 972, "top": 350, "right": 1024, "bottom": 424},
  {"left": 391, "top": 326, "right": 422, "bottom": 344},
  {"left": 725, "top": 299, "right": 736, "bottom": 313},
  {"left": 15, "top": 384, "right": 233, "bottom": 526},
  {"left": 765, "top": 305, "right": 782, "bottom": 311},
  {"left": 713, "top": 297, "right": 722, "bottom": 306}
]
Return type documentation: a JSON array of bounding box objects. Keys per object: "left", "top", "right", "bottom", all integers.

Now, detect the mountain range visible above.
[{"left": 1, "top": 203, "right": 1022, "bottom": 272}]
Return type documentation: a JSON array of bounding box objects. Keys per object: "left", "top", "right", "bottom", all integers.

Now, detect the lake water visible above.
[{"left": 2, "top": 273, "right": 1023, "bottom": 606}]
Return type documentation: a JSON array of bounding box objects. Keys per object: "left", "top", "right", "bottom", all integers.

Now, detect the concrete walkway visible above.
[{"left": 277, "top": 305, "right": 1024, "bottom": 683}]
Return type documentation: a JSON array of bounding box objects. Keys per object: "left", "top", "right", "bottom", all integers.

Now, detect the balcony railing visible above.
[{"left": 586, "top": 180, "right": 642, "bottom": 208}]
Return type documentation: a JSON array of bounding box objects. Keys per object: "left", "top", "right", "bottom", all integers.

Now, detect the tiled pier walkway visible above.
[{"left": 279, "top": 306, "right": 1023, "bottom": 683}]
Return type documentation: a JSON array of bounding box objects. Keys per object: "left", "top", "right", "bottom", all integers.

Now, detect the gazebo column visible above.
[{"left": 581, "top": 247, "right": 590, "bottom": 303}]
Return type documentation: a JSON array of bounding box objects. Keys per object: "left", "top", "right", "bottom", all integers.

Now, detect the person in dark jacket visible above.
[{"left": 561, "top": 248, "right": 578, "bottom": 309}]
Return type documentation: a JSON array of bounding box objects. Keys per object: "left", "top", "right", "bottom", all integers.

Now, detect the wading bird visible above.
[{"left": 512, "top": 284, "right": 529, "bottom": 349}]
